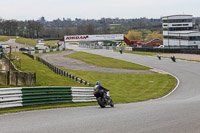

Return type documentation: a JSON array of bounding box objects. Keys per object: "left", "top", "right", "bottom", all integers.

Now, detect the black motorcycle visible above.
[
  {"left": 171, "top": 56, "right": 176, "bottom": 62},
  {"left": 93, "top": 86, "right": 114, "bottom": 108},
  {"left": 120, "top": 49, "right": 123, "bottom": 54},
  {"left": 157, "top": 54, "right": 161, "bottom": 60}
]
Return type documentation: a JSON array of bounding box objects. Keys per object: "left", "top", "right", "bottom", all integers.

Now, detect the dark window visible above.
[
  {"left": 164, "top": 35, "right": 200, "bottom": 41},
  {"left": 163, "top": 20, "right": 168, "bottom": 23},
  {"left": 169, "top": 27, "right": 192, "bottom": 31},
  {"left": 172, "top": 24, "right": 182, "bottom": 26},
  {"left": 167, "top": 19, "right": 192, "bottom": 23}
]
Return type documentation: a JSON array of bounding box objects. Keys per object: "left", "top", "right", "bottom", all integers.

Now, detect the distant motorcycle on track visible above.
[
  {"left": 157, "top": 54, "right": 161, "bottom": 60},
  {"left": 171, "top": 55, "right": 176, "bottom": 62}
]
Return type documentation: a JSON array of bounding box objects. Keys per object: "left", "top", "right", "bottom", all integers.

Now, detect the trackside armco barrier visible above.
[
  {"left": 23, "top": 48, "right": 93, "bottom": 86},
  {"left": 25, "top": 48, "right": 67, "bottom": 55},
  {"left": 36, "top": 56, "right": 92, "bottom": 86},
  {"left": 0, "top": 87, "right": 96, "bottom": 108}
]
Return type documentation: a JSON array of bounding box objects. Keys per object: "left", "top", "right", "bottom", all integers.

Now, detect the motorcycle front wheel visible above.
[
  {"left": 97, "top": 97, "right": 106, "bottom": 108},
  {"left": 110, "top": 99, "right": 114, "bottom": 107}
]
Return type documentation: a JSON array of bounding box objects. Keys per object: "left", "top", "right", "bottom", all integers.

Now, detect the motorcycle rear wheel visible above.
[{"left": 97, "top": 97, "right": 106, "bottom": 108}]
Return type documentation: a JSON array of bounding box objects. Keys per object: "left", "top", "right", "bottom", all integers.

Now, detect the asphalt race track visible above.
[{"left": 1, "top": 44, "right": 200, "bottom": 133}]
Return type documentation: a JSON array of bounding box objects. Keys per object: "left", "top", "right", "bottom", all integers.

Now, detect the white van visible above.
[
  {"left": 158, "top": 45, "right": 164, "bottom": 48},
  {"left": 35, "top": 43, "right": 48, "bottom": 50},
  {"left": 0, "top": 44, "right": 9, "bottom": 49}
]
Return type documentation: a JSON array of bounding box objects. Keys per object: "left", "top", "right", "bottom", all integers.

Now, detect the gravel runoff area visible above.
[
  {"left": 160, "top": 53, "right": 200, "bottom": 61},
  {"left": 40, "top": 51, "right": 161, "bottom": 74}
]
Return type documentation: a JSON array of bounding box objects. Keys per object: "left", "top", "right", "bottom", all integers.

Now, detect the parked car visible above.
[
  {"left": 158, "top": 45, "right": 165, "bottom": 48},
  {"left": 27, "top": 47, "right": 35, "bottom": 51},
  {"left": 35, "top": 42, "right": 48, "bottom": 50},
  {"left": 19, "top": 47, "right": 28, "bottom": 51},
  {"left": 0, "top": 44, "right": 9, "bottom": 48}
]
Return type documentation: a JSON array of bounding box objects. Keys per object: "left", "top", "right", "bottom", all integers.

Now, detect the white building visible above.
[{"left": 162, "top": 15, "right": 200, "bottom": 48}]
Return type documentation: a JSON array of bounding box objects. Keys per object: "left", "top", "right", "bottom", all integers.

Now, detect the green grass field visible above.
[
  {"left": 15, "top": 37, "right": 37, "bottom": 46},
  {"left": 0, "top": 51, "right": 177, "bottom": 114},
  {"left": 63, "top": 69, "right": 176, "bottom": 103},
  {"left": 43, "top": 40, "right": 59, "bottom": 47},
  {"left": 65, "top": 51, "right": 150, "bottom": 70},
  {"left": 15, "top": 38, "right": 60, "bottom": 47},
  {"left": 0, "top": 36, "right": 16, "bottom": 42},
  {"left": 12, "top": 52, "right": 83, "bottom": 86}
]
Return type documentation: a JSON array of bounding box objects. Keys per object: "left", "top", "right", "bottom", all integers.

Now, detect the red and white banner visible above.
[
  {"left": 125, "top": 47, "right": 133, "bottom": 51},
  {"left": 64, "top": 34, "right": 124, "bottom": 42}
]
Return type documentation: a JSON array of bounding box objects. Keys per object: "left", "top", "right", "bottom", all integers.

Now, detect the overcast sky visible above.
[{"left": 0, "top": 0, "right": 200, "bottom": 21}]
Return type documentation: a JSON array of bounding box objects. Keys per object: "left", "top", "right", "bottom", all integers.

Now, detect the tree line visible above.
[{"left": 0, "top": 17, "right": 170, "bottom": 40}]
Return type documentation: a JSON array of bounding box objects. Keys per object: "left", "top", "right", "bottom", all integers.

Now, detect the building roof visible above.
[
  {"left": 162, "top": 14, "right": 192, "bottom": 20},
  {"left": 162, "top": 14, "right": 192, "bottom": 18},
  {"left": 144, "top": 38, "right": 163, "bottom": 44}
]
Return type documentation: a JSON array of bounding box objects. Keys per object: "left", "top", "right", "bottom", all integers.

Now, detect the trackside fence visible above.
[
  {"left": 79, "top": 43, "right": 200, "bottom": 54},
  {"left": 0, "top": 86, "right": 96, "bottom": 108},
  {"left": 36, "top": 56, "right": 92, "bottom": 86},
  {"left": 2, "top": 53, "right": 36, "bottom": 86},
  {"left": 25, "top": 48, "right": 67, "bottom": 55}
]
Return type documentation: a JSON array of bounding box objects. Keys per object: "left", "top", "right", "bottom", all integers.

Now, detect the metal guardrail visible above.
[
  {"left": 22, "top": 47, "right": 93, "bottom": 86},
  {"left": 71, "top": 87, "right": 96, "bottom": 102},
  {"left": 0, "top": 86, "right": 96, "bottom": 108},
  {"left": 0, "top": 87, "right": 23, "bottom": 108},
  {"left": 79, "top": 43, "right": 200, "bottom": 54},
  {"left": 25, "top": 48, "right": 67, "bottom": 55},
  {"left": 36, "top": 56, "right": 93, "bottom": 86}
]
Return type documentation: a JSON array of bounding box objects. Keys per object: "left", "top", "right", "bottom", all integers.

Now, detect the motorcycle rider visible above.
[
  {"left": 171, "top": 55, "right": 176, "bottom": 62},
  {"left": 94, "top": 81, "right": 110, "bottom": 98}
]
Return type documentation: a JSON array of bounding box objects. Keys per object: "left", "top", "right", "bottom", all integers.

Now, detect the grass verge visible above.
[
  {"left": 12, "top": 52, "right": 83, "bottom": 86},
  {"left": 43, "top": 40, "right": 59, "bottom": 47},
  {"left": 63, "top": 69, "right": 177, "bottom": 103},
  {"left": 1, "top": 51, "right": 177, "bottom": 114},
  {"left": 15, "top": 37, "right": 37, "bottom": 46},
  {"left": 0, "top": 36, "right": 16, "bottom": 42},
  {"left": 65, "top": 51, "right": 150, "bottom": 70}
]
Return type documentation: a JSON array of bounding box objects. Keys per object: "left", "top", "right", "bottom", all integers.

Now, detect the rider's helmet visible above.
[{"left": 96, "top": 81, "right": 101, "bottom": 85}]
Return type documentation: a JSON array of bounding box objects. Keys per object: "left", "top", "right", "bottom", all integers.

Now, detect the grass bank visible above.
[
  {"left": 15, "top": 37, "right": 37, "bottom": 46},
  {"left": 63, "top": 69, "right": 177, "bottom": 103},
  {"left": 0, "top": 51, "right": 177, "bottom": 114},
  {"left": 65, "top": 51, "right": 150, "bottom": 70},
  {"left": 12, "top": 52, "right": 83, "bottom": 86},
  {"left": 43, "top": 40, "right": 59, "bottom": 47},
  {"left": 0, "top": 36, "right": 16, "bottom": 42}
]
